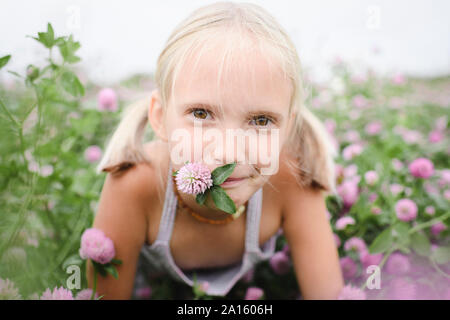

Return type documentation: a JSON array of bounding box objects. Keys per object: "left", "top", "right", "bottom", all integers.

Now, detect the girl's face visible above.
[{"left": 152, "top": 44, "right": 294, "bottom": 207}]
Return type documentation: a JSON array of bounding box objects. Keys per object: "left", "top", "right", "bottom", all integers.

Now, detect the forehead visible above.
[{"left": 171, "top": 40, "right": 292, "bottom": 115}]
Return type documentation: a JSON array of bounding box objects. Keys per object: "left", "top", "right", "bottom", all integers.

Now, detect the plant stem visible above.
[
  {"left": 44, "top": 200, "right": 60, "bottom": 241},
  {"left": 408, "top": 211, "right": 450, "bottom": 234},
  {"left": 429, "top": 257, "right": 450, "bottom": 279},
  {"left": 91, "top": 266, "right": 97, "bottom": 300},
  {"left": 0, "top": 98, "right": 20, "bottom": 127},
  {"left": 0, "top": 170, "right": 38, "bottom": 260},
  {"left": 49, "top": 202, "right": 88, "bottom": 275}
]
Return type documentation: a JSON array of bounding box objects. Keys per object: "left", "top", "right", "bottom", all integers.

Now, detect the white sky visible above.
[{"left": 1, "top": 0, "right": 449, "bottom": 85}]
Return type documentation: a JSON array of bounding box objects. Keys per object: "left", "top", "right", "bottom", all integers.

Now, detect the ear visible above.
[{"left": 148, "top": 89, "right": 168, "bottom": 142}]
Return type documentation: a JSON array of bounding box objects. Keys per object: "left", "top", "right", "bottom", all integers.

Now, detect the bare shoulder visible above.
[{"left": 101, "top": 140, "right": 168, "bottom": 212}]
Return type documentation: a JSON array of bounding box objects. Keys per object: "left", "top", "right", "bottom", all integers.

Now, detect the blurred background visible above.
[
  {"left": 0, "top": 0, "right": 449, "bottom": 300},
  {"left": 1, "top": 0, "right": 450, "bottom": 85}
]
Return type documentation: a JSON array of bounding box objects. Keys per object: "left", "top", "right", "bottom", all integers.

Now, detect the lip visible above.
[{"left": 220, "top": 177, "right": 247, "bottom": 188}]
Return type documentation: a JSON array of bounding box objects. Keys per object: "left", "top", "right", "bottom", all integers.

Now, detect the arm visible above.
[
  {"left": 86, "top": 164, "right": 152, "bottom": 300},
  {"left": 281, "top": 182, "right": 344, "bottom": 300}
]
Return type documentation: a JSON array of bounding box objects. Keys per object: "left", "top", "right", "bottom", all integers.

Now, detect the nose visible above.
[{"left": 212, "top": 135, "right": 247, "bottom": 166}]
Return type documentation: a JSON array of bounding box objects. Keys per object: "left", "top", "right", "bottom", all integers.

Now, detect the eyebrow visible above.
[{"left": 180, "top": 102, "right": 284, "bottom": 121}]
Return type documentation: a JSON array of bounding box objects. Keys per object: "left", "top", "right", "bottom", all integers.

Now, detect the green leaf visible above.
[
  {"left": 393, "top": 222, "right": 409, "bottom": 237},
  {"left": 410, "top": 232, "right": 431, "bottom": 257},
  {"left": 110, "top": 258, "right": 122, "bottom": 265},
  {"left": 61, "top": 136, "right": 77, "bottom": 152},
  {"left": 431, "top": 246, "right": 450, "bottom": 265},
  {"left": 210, "top": 185, "right": 236, "bottom": 214},
  {"left": 211, "top": 162, "right": 236, "bottom": 185},
  {"left": 393, "top": 222, "right": 410, "bottom": 247},
  {"left": 46, "top": 23, "right": 55, "bottom": 46},
  {"left": 62, "top": 254, "right": 83, "bottom": 271},
  {"left": 172, "top": 170, "right": 178, "bottom": 177},
  {"left": 325, "top": 195, "right": 343, "bottom": 215},
  {"left": 396, "top": 245, "right": 411, "bottom": 254},
  {"left": 92, "top": 261, "right": 107, "bottom": 277},
  {"left": 196, "top": 192, "right": 207, "bottom": 205},
  {"left": 54, "top": 36, "right": 66, "bottom": 46},
  {"left": 368, "top": 227, "right": 393, "bottom": 254},
  {"left": 57, "top": 35, "right": 81, "bottom": 63},
  {"left": 0, "top": 55, "right": 11, "bottom": 70},
  {"left": 7, "top": 70, "right": 23, "bottom": 78},
  {"left": 104, "top": 264, "right": 119, "bottom": 279},
  {"left": 61, "top": 70, "right": 85, "bottom": 97},
  {"left": 31, "top": 23, "right": 55, "bottom": 48}
]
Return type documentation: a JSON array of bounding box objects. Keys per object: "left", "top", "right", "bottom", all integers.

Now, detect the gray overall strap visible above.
[
  {"left": 244, "top": 187, "right": 263, "bottom": 252},
  {"left": 154, "top": 162, "right": 177, "bottom": 243}
]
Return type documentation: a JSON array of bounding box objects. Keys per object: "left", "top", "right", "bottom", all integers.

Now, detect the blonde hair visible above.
[{"left": 97, "top": 1, "right": 338, "bottom": 197}]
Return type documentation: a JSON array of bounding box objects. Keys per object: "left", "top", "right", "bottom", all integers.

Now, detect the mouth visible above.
[{"left": 220, "top": 177, "right": 248, "bottom": 188}]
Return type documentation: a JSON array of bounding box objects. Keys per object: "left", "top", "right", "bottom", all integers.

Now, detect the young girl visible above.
[{"left": 87, "top": 1, "right": 344, "bottom": 299}]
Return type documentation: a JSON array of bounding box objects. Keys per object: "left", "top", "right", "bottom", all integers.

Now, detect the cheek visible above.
[
  {"left": 167, "top": 124, "right": 197, "bottom": 164},
  {"left": 252, "top": 129, "right": 282, "bottom": 174}
]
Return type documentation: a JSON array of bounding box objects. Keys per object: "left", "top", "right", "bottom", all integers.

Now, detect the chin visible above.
[{"left": 225, "top": 187, "right": 255, "bottom": 206}]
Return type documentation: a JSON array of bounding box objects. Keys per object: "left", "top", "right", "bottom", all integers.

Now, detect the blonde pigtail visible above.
[
  {"left": 96, "top": 96, "right": 153, "bottom": 175},
  {"left": 287, "top": 106, "right": 338, "bottom": 197}
]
